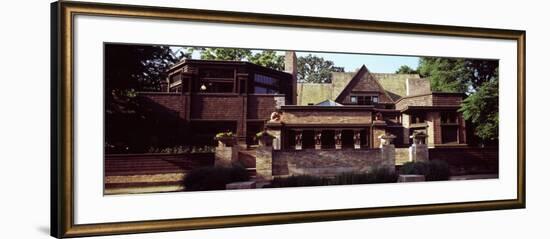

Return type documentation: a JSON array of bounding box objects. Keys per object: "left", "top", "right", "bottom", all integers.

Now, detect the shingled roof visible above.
[
  {"left": 373, "top": 73, "right": 421, "bottom": 101},
  {"left": 296, "top": 67, "right": 421, "bottom": 105}
]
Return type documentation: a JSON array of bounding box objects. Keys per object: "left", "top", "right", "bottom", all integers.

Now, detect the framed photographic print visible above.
[{"left": 51, "top": 1, "right": 526, "bottom": 238}]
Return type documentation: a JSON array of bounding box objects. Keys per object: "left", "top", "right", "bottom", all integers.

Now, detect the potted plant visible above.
[
  {"left": 255, "top": 131, "right": 275, "bottom": 147},
  {"left": 215, "top": 131, "right": 236, "bottom": 147}
]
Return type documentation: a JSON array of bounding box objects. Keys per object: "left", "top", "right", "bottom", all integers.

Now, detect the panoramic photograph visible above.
[{"left": 104, "top": 43, "right": 499, "bottom": 195}]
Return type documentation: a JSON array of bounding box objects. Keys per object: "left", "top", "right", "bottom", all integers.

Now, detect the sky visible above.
[
  {"left": 175, "top": 47, "right": 419, "bottom": 73},
  {"left": 295, "top": 51, "right": 419, "bottom": 73}
]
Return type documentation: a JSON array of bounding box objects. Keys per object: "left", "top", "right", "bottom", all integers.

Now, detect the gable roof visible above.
[
  {"left": 316, "top": 100, "right": 343, "bottom": 106},
  {"left": 296, "top": 69, "right": 423, "bottom": 105},
  {"left": 334, "top": 65, "right": 394, "bottom": 104}
]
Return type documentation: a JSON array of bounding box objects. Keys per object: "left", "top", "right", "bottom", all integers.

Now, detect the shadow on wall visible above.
[{"left": 429, "top": 147, "right": 499, "bottom": 175}]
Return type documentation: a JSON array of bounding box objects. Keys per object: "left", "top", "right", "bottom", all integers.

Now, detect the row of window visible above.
[
  {"left": 409, "top": 112, "right": 458, "bottom": 124},
  {"left": 350, "top": 95, "right": 379, "bottom": 105},
  {"left": 169, "top": 73, "right": 282, "bottom": 94}
]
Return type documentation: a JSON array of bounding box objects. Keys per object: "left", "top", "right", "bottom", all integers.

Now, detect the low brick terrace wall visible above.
[
  {"left": 272, "top": 148, "right": 388, "bottom": 177},
  {"left": 105, "top": 152, "right": 215, "bottom": 176},
  {"left": 105, "top": 153, "right": 215, "bottom": 194}
]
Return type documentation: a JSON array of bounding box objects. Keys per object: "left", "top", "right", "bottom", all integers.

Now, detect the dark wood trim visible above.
[
  {"left": 394, "top": 92, "right": 466, "bottom": 104},
  {"left": 282, "top": 123, "right": 372, "bottom": 128},
  {"left": 400, "top": 105, "right": 461, "bottom": 113},
  {"left": 171, "top": 59, "right": 293, "bottom": 78},
  {"left": 281, "top": 105, "right": 375, "bottom": 111}
]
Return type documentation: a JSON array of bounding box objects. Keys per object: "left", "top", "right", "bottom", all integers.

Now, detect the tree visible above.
[
  {"left": 418, "top": 57, "right": 498, "bottom": 93},
  {"left": 105, "top": 44, "right": 188, "bottom": 93},
  {"left": 249, "top": 50, "right": 284, "bottom": 71},
  {"left": 199, "top": 48, "right": 285, "bottom": 71},
  {"left": 297, "top": 54, "right": 344, "bottom": 83},
  {"left": 395, "top": 65, "right": 418, "bottom": 74},
  {"left": 463, "top": 59, "right": 499, "bottom": 91},
  {"left": 200, "top": 48, "right": 252, "bottom": 61},
  {"left": 104, "top": 44, "right": 188, "bottom": 152},
  {"left": 418, "top": 57, "right": 470, "bottom": 93},
  {"left": 418, "top": 57, "right": 499, "bottom": 144},
  {"left": 459, "top": 76, "right": 499, "bottom": 142}
]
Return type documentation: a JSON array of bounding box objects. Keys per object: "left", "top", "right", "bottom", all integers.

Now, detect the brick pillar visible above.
[
  {"left": 215, "top": 137, "right": 237, "bottom": 167},
  {"left": 255, "top": 144, "right": 273, "bottom": 181},
  {"left": 409, "top": 132, "right": 429, "bottom": 162},
  {"left": 160, "top": 78, "right": 169, "bottom": 92},
  {"left": 284, "top": 51, "right": 298, "bottom": 105},
  {"left": 379, "top": 133, "right": 396, "bottom": 173},
  {"left": 334, "top": 130, "right": 342, "bottom": 150},
  {"left": 314, "top": 130, "right": 322, "bottom": 150}
]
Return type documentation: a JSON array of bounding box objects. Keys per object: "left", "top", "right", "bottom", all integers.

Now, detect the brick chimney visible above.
[
  {"left": 284, "top": 51, "right": 297, "bottom": 105},
  {"left": 160, "top": 77, "right": 169, "bottom": 92}
]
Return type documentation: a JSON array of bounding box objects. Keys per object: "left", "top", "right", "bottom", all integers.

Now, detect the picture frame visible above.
[{"left": 51, "top": 1, "right": 526, "bottom": 238}]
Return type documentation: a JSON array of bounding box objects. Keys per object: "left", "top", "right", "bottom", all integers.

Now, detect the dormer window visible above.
[{"left": 350, "top": 95, "right": 379, "bottom": 105}]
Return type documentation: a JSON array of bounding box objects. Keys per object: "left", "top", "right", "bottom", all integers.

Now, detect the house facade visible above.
[
  {"left": 276, "top": 64, "right": 469, "bottom": 151},
  {"left": 139, "top": 52, "right": 470, "bottom": 149},
  {"left": 139, "top": 58, "right": 295, "bottom": 146}
]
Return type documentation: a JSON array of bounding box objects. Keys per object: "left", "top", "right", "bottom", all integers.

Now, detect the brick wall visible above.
[
  {"left": 282, "top": 110, "right": 372, "bottom": 124},
  {"left": 139, "top": 92, "right": 186, "bottom": 119},
  {"left": 272, "top": 149, "right": 385, "bottom": 176},
  {"left": 190, "top": 95, "right": 244, "bottom": 119},
  {"left": 429, "top": 147, "right": 498, "bottom": 175},
  {"left": 429, "top": 112, "right": 442, "bottom": 144},
  {"left": 247, "top": 95, "right": 282, "bottom": 120},
  {"left": 105, "top": 153, "right": 215, "bottom": 176},
  {"left": 432, "top": 94, "right": 463, "bottom": 106}
]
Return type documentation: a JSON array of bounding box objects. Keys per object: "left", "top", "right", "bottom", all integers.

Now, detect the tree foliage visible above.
[
  {"left": 249, "top": 50, "right": 284, "bottom": 71},
  {"left": 297, "top": 54, "right": 344, "bottom": 83},
  {"left": 105, "top": 44, "right": 187, "bottom": 93},
  {"left": 104, "top": 44, "right": 188, "bottom": 152},
  {"left": 418, "top": 58, "right": 471, "bottom": 93},
  {"left": 459, "top": 75, "right": 499, "bottom": 142},
  {"left": 198, "top": 50, "right": 344, "bottom": 83},
  {"left": 417, "top": 57, "right": 499, "bottom": 143},
  {"left": 199, "top": 48, "right": 252, "bottom": 61},
  {"left": 418, "top": 57, "right": 498, "bottom": 93},
  {"left": 199, "top": 48, "right": 285, "bottom": 71},
  {"left": 395, "top": 65, "right": 418, "bottom": 74}
]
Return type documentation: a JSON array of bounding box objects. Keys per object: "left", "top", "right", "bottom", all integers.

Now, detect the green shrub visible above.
[
  {"left": 266, "top": 167, "right": 397, "bottom": 188},
  {"left": 333, "top": 167, "right": 397, "bottom": 185},
  {"left": 183, "top": 165, "right": 250, "bottom": 191},
  {"left": 427, "top": 160, "right": 451, "bottom": 181},
  {"left": 400, "top": 160, "right": 450, "bottom": 181},
  {"left": 255, "top": 131, "right": 275, "bottom": 139}
]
